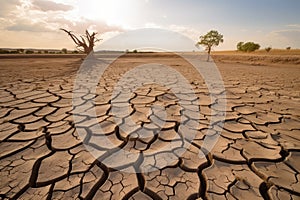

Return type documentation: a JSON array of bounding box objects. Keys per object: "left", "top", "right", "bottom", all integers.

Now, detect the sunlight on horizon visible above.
[{"left": 97, "top": 28, "right": 200, "bottom": 52}]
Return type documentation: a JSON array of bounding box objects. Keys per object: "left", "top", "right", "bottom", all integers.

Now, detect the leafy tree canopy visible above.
[{"left": 237, "top": 42, "right": 260, "bottom": 52}]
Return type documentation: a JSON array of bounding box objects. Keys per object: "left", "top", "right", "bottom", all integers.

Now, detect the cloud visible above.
[
  {"left": 1, "top": 0, "right": 123, "bottom": 34},
  {"left": 32, "top": 0, "right": 73, "bottom": 12},
  {"left": 268, "top": 29, "right": 300, "bottom": 47},
  {"left": 286, "top": 24, "right": 300, "bottom": 29},
  {"left": 49, "top": 17, "right": 124, "bottom": 34},
  {"left": 0, "top": 0, "right": 21, "bottom": 17},
  {"left": 168, "top": 24, "right": 200, "bottom": 41},
  {"left": 6, "top": 19, "right": 51, "bottom": 32},
  {"left": 272, "top": 30, "right": 300, "bottom": 40}
]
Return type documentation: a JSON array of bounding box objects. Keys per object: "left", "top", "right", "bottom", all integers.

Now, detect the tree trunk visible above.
[{"left": 207, "top": 46, "right": 211, "bottom": 62}]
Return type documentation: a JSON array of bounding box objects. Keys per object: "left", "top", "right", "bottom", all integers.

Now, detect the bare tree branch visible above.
[{"left": 60, "top": 28, "right": 102, "bottom": 54}]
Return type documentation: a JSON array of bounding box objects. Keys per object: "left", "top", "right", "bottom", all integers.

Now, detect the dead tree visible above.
[{"left": 60, "top": 28, "right": 101, "bottom": 54}]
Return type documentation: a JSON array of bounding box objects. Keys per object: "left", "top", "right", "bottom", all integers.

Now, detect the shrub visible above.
[
  {"left": 9, "top": 50, "right": 19, "bottom": 54},
  {"left": 17, "top": 49, "right": 24, "bottom": 53},
  {"left": 286, "top": 46, "right": 291, "bottom": 50},
  {"left": 25, "top": 50, "right": 34, "bottom": 54},
  {"left": 265, "top": 47, "right": 272, "bottom": 52},
  {"left": 0, "top": 49, "right": 10, "bottom": 54}
]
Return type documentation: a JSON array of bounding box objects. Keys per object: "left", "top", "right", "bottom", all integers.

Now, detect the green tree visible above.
[
  {"left": 197, "top": 30, "right": 224, "bottom": 61},
  {"left": 237, "top": 42, "right": 260, "bottom": 52},
  {"left": 237, "top": 42, "right": 244, "bottom": 51},
  {"left": 61, "top": 48, "right": 68, "bottom": 54}
]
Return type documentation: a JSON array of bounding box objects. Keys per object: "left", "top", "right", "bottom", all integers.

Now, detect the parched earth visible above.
[{"left": 0, "top": 53, "right": 299, "bottom": 200}]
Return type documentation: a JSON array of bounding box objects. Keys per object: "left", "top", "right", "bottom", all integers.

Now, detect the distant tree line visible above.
[
  {"left": 0, "top": 48, "right": 80, "bottom": 54},
  {"left": 0, "top": 49, "right": 25, "bottom": 54}
]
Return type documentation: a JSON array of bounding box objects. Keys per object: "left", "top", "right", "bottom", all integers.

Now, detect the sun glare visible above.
[{"left": 76, "top": 0, "right": 136, "bottom": 27}]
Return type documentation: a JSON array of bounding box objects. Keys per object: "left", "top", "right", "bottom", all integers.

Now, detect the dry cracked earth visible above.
[{"left": 0, "top": 53, "right": 299, "bottom": 200}]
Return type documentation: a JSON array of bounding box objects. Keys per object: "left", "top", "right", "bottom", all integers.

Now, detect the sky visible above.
[{"left": 0, "top": 0, "right": 299, "bottom": 50}]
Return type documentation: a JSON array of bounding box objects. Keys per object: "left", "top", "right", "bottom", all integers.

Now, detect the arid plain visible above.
[{"left": 0, "top": 52, "right": 299, "bottom": 199}]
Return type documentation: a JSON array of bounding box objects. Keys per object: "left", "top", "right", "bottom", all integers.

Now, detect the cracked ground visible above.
[{"left": 0, "top": 53, "right": 299, "bottom": 200}]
